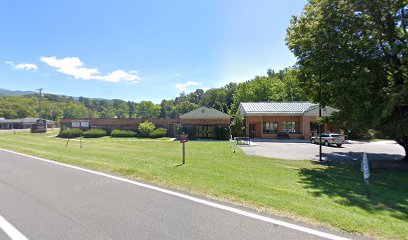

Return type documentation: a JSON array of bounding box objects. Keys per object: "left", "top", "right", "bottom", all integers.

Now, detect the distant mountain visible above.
[
  {"left": 0, "top": 88, "right": 110, "bottom": 101},
  {"left": 0, "top": 88, "right": 37, "bottom": 96}
]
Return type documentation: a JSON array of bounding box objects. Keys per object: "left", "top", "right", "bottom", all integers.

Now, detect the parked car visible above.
[{"left": 310, "top": 133, "right": 345, "bottom": 147}]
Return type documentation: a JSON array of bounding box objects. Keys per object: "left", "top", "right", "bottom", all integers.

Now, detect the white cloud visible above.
[
  {"left": 175, "top": 81, "right": 201, "bottom": 91},
  {"left": 40, "top": 56, "right": 141, "bottom": 83},
  {"left": 5, "top": 61, "right": 38, "bottom": 70}
]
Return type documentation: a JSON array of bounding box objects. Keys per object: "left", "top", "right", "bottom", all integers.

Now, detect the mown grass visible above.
[{"left": 0, "top": 131, "right": 407, "bottom": 239}]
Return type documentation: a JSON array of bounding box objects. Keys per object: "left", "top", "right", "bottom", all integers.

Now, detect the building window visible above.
[
  {"left": 283, "top": 122, "right": 297, "bottom": 133},
  {"left": 263, "top": 122, "right": 278, "bottom": 134}
]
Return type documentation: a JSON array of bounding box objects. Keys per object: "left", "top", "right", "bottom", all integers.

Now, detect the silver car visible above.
[{"left": 310, "top": 133, "right": 345, "bottom": 147}]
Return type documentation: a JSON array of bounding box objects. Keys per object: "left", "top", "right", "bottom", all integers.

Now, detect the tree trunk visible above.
[{"left": 396, "top": 137, "right": 408, "bottom": 161}]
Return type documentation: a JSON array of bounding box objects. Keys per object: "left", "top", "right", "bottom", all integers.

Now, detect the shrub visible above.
[
  {"left": 213, "top": 126, "right": 230, "bottom": 140},
  {"left": 58, "top": 128, "right": 83, "bottom": 138},
  {"left": 82, "top": 129, "right": 107, "bottom": 138},
  {"left": 178, "top": 126, "right": 197, "bottom": 140},
  {"left": 111, "top": 129, "right": 137, "bottom": 138},
  {"left": 150, "top": 128, "right": 168, "bottom": 138},
  {"left": 230, "top": 116, "right": 245, "bottom": 137},
  {"left": 138, "top": 120, "right": 156, "bottom": 137}
]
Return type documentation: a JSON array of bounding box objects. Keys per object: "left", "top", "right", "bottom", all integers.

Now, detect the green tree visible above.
[
  {"left": 286, "top": 0, "right": 408, "bottom": 159},
  {"left": 173, "top": 101, "right": 199, "bottom": 116},
  {"left": 200, "top": 88, "right": 228, "bottom": 112},
  {"left": 160, "top": 99, "right": 176, "bottom": 118},
  {"left": 136, "top": 101, "right": 161, "bottom": 119},
  {"left": 126, "top": 101, "right": 136, "bottom": 118}
]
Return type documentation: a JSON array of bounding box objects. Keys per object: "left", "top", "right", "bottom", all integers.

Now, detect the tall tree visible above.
[
  {"left": 173, "top": 101, "right": 199, "bottom": 116},
  {"left": 286, "top": 0, "right": 408, "bottom": 159},
  {"left": 136, "top": 101, "right": 161, "bottom": 119}
]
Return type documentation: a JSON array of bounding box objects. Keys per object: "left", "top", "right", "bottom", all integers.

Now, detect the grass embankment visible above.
[{"left": 0, "top": 132, "right": 407, "bottom": 239}]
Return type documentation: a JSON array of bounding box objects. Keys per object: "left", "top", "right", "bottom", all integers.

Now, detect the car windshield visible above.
[{"left": 331, "top": 134, "right": 341, "bottom": 137}]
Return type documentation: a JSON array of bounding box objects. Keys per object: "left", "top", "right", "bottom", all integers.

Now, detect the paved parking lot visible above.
[{"left": 240, "top": 139, "right": 405, "bottom": 161}]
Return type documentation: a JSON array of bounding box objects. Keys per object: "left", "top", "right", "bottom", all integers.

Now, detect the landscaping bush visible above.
[
  {"left": 82, "top": 129, "right": 107, "bottom": 138},
  {"left": 138, "top": 120, "right": 156, "bottom": 137},
  {"left": 213, "top": 126, "right": 230, "bottom": 140},
  {"left": 230, "top": 116, "right": 245, "bottom": 137},
  {"left": 178, "top": 126, "right": 197, "bottom": 140},
  {"left": 58, "top": 128, "right": 83, "bottom": 138},
  {"left": 111, "top": 129, "right": 137, "bottom": 138},
  {"left": 150, "top": 128, "right": 168, "bottom": 138}
]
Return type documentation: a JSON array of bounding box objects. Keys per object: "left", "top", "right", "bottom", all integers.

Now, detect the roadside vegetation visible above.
[
  {"left": 58, "top": 121, "right": 169, "bottom": 139},
  {"left": 0, "top": 132, "right": 407, "bottom": 239}
]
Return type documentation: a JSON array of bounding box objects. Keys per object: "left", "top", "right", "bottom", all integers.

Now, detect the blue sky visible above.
[{"left": 0, "top": 0, "right": 306, "bottom": 103}]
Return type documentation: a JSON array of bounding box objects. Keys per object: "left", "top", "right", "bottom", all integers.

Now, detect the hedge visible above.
[
  {"left": 150, "top": 128, "right": 168, "bottom": 138},
  {"left": 111, "top": 129, "right": 137, "bottom": 138},
  {"left": 58, "top": 128, "right": 83, "bottom": 138},
  {"left": 82, "top": 129, "right": 107, "bottom": 138}
]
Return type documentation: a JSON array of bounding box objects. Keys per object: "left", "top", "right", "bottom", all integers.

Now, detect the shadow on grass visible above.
[
  {"left": 298, "top": 155, "right": 408, "bottom": 221},
  {"left": 318, "top": 151, "right": 404, "bottom": 162}
]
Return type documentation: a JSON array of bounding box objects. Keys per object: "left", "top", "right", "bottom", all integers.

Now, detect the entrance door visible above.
[
  {"left": 197, "top": 125, "right": 214, "bottom": 138},
  {"left": 198, "top": 125, "right": 205, "bottom": 138},
  {"left": 249, "top": 124, "right": 256, "bottom": 138}
]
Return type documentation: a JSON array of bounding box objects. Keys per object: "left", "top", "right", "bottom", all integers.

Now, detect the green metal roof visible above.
[{"left": 239, "top": 102, "right": 338, "bottom": 116}]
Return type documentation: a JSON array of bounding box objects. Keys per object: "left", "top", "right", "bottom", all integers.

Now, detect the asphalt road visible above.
[{"left": 0, "top": 149, "right": 353, "bottom": 240}]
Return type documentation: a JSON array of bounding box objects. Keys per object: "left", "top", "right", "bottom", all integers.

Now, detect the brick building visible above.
[
  {"left": 179, "top": 106, "right": 231, "bottom": 138},
  {"left": 238, "top": 102, "right": 338, "bottom": 139},
  {"left": 60, "top": 106, "right": 231, "bottom": 138}
]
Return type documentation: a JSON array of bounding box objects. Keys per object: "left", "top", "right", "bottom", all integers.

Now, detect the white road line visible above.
[
  {"left": 0, "top": 215, "right": 29, "bottom": 240},
  {"left": 1, "top": 148, "right": 350, "bottom": 240}
]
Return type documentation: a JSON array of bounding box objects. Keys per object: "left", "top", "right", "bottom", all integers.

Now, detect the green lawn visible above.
[{"left": 0, "top": 132, "right": 407, "bottom": 239}]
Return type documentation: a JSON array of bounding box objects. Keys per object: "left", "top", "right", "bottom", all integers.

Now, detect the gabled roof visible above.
[
  {"left": 238, "top": 102, "right": 337, "bottom": 117},
  {"left": 179, "top": 106, "right": 231, "bottom": 119}
]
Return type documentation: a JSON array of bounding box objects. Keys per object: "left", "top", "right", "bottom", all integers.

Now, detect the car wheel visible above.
[
  {"left": 336, "top": 144, "right": 342, "bottom": 147},
  {"left": 324, "top": 141, "right": 330, "bottom": 146},
  {"left": 311, "top": 139, "right": 316, "bottom": 144}
]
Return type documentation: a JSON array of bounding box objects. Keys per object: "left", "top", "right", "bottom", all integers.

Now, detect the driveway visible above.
[{"left": 240, "top": 139, "right": 405, "bottom": 161}]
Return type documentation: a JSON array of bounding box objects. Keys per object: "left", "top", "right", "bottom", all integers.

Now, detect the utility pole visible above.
[
  {"left": 36, "top": 88, "right": 43, "bottom": 119},
  {"left": 319, "top": 87, "right": 322, "bottom": 162},
  {"left": 318, "top": 65, "right": 323, "bottom": 162},
  {"left": 317, "top": 33, "right": 324, "bottom": 162}
]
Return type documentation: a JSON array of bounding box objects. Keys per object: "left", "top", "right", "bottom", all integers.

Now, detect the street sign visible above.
[
  {"left": 81, "top": 121, "right": 89, "bottom": 128},
  {"left": 180, "top": 134, "right": 188, "bottom": 143},
  {"left": 72, "top": 121, "right": 80, "bottom": 128},
  {"left": 180, "top": 134, "right": 188, "bottom": 165}
]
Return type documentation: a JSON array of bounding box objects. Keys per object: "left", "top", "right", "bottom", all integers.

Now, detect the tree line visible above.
[
  {"left": 0, "top": 67, "right": 309, "bottom": 122},
  {"left": 286, "top": 0, "right": 407, "bottom": 159}
]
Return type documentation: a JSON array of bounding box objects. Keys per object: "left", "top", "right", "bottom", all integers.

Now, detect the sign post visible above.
[
  {"left": 180, "top": 134, "right": 188, "bottom": 165},
  {"left": 361, "top": 152, "right": 370, "bottom": 197}
]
